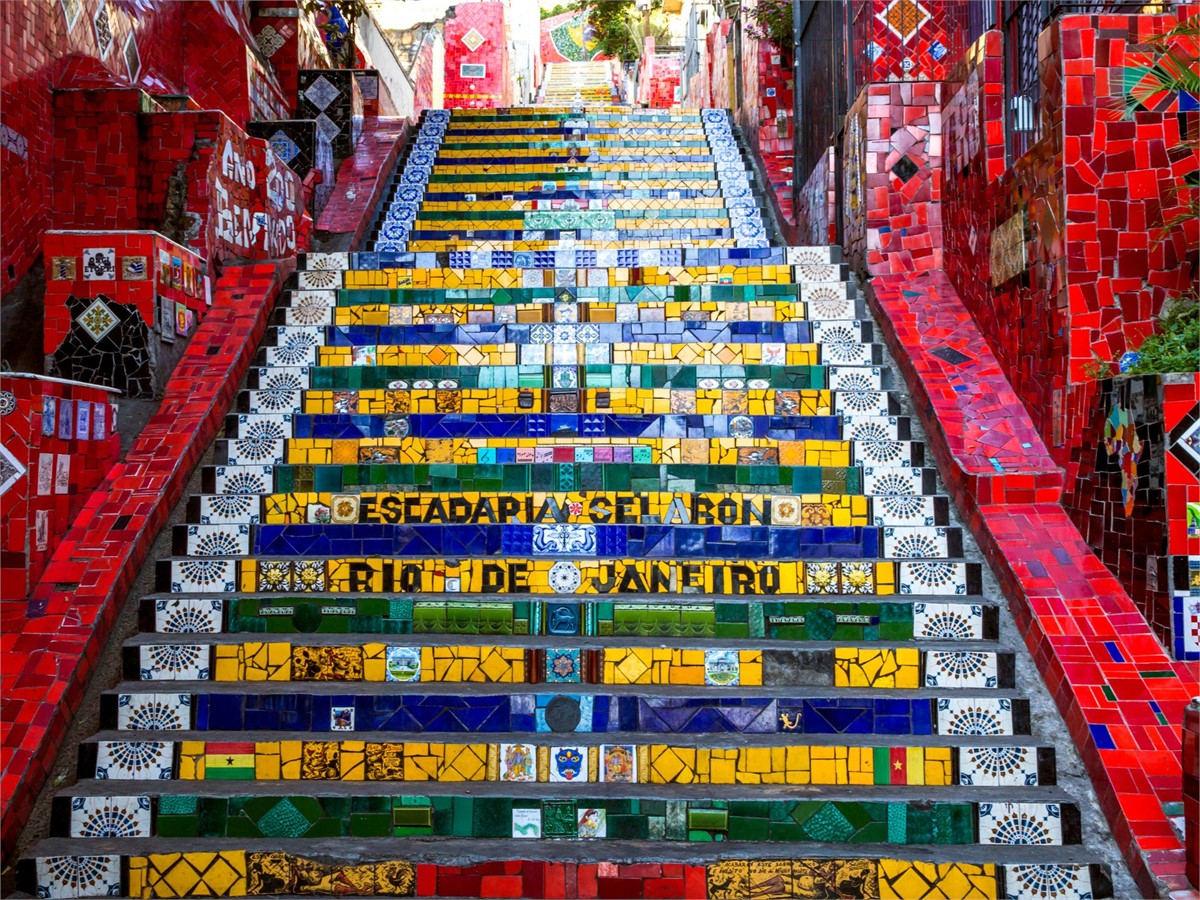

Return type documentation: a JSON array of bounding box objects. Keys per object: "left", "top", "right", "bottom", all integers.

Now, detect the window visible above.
[
  {"left": 1003, "top": 0, "right": 1045, "bottom": 161},
  {"left": 460, "top": 63, "right": 486, "bottom": 79}
]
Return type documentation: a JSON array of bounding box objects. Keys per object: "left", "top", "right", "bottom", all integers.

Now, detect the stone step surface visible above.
[{"left": 21, "top": 103, "right": 1114, "bottom": 900}]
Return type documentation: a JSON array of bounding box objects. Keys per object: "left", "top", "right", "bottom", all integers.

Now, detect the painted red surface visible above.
[
  {"left": 0, "top": 262, "right": 291, "bottom": 859},
  {"left": 443, "top": 2, "right": 510, "bottom": 109},
  {"left": 0, "top": 375, "right": 120, "bottom": 601},
  {"left": 0, "top": 0, "right": 289, "bottom": 294}
]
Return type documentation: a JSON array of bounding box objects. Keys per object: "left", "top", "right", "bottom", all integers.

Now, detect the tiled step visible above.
[
  {"left": 171, "top": 522, "right": 966, "bottom": 562},
  {"left": 17, "top": 850, "right": 1114, "bottom": 900},
  {"left": 238, "top": 387, "right": 897, "bottom": 417},
  {"left": 248, "top": 360, "right": 881, "bottom": 392},
  {"left": 97, "top": 688, "right": 1035, "bottom": 738},
  {"left": 188, "top": 488, "right": 946, "bottom": 528},
  {"left": 156, "top": 557, "right": 983, "bottom": 598},
  {"left": 75, "top": 733, "right": 1058, "bottom": 789},
  {"left": 124, "top": 639, "right": 1011, "bottom": 687},
  {"left": 260, "top": 320, "right": 876, "bottom": 350},
  {"left": 142, "top": 597, "right": 996, "bottom": 641},
  {"left": 200, "top": 461, "right": 939, "bottom": 496},
  {"left": 47, "top": 791, "right": 1082, "bottom": 848},
  {"left": 216, "top": 438, "right": 925, "bottom": 470}
]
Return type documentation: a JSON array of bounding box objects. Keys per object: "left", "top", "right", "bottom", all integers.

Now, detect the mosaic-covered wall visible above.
[
  {"left": 849, "top": 0, "right": 970, "bottom": 84},
  {"left": 540, "top": 10, "right": 606, "bottom": 64},
  {"left": 795, "top": 148, "right": 837, "bottom": 246},
  {"left": 0, "top": 373, "right": 120, "bottom": 599},
  {"left": 1063, "top": 373, "right": 1200, "bottom": 659},
  {"left": 939, "top": 13, "right": 1198, "bottom": 467},
  {"left": 443, "top": 2, "right": 510, "bottom": 109},
  {"left": 637, "top": 39, "right": 681, "bottom": 109},
  {"left": 43, "top": 231, "right": 208, "bottom": 398},
  {"left": 0, "top": 0, "right": 291, "bottom": 293},
  {"left": 297, "top": 69, "right": 364, "bottom": 160}
]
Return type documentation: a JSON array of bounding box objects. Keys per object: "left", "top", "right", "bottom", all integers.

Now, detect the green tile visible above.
[
  {"left": 542, "top": 800, "right": 576, "bottom": 837},
  {"left": 349, "top": 813, "right": 392, "bottom": 837},
  {"left": 156, "top": 815, "right": 199, "bottom": 838},
  {"left": 687, "top": 808, "right": 728, "bottom": 831}
]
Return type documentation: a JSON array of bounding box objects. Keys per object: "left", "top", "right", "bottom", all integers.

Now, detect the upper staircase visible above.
[
  {"left": 542, "top": 61, "right": 618, "bottom": 106},
  {"left": 18, "top": 105, "right": 1115, "bottom": 900}
]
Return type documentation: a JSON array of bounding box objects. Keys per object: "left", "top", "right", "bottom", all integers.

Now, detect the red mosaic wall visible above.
[
  {"left": 0, "top": 375, "right": 120, "bottom": 601},
  {"left": 1062, "top": 374, "right": 1200, "bottom": 655},
  {"left": 43, "top": 230, "right": 208, "bottom": 358},
  {"left": 0, "top": 0, "right": 293, "bottom": 295},
  {"left": 443, "top": 2, "right": 510, "bottom": 109},
  {"left": 1, "top": 261, "right": 291, "bottom": 857},
  {"left": 249, "top": 0, "right": 331, "bottom": 110},
  {"left": 850, "top": 0, "right": 970, "bottom": 84},
  {"left": 847, "top": 6, "right": 1200, "bottom": 889},
  {"left": 940, "top": 14, "right": 1199, "bottom": 470},
  {"left": 637, "top": 38, "right": 681, "bottom": 108}
]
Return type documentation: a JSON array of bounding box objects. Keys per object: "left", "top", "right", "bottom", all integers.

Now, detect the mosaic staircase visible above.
[
  {"left": 542, "top": 61, "right": 617, "bottom": 106},
  {"left": 20, "top": 107, "right": 1115, "bottom": 900}
]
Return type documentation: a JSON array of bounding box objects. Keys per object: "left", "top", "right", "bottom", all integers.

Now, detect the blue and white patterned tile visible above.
[
  {"left": 154, "top": 599, "right": 223, "bottom": 634},
  {"left": 979, "top": 802, "right": 1063, "bottom": 845},
  {"left": 873, "top": 494, "right": 939, "bottom": 526},
  {"left": 185, "top": 524, "right": 251, "bottom": 557},
  {"left": 899, "top": 561, "right": 971, "bottom": 595},
  {"left": 264, "top": 341, "right": 317, "bottom": 367},
  {"left": 844, "top": 417, "right": 904, "bottom": 440},
  {"left": 167, "top": 558, "right": 237, "bottom": 594},
  {"left": 139, "top": 644, "right": 210, "bottom": 680},
  {"left": 937, "top": 698, "right": 1014, "bottom": 735},
  {"left": 834, "top": 391, "right": 891, "bottom": 417},
  {"left": 851, "top": 436, "right": 913, "bottom": 467},
  {"left": 912, "top": 603, "right": 984, "bottom": 640},
  {"left": 957, "top": 745, "right": 1040, "bottom": 786},
  {"left": 224, "top": 437, "right": 286, "bottom": 466},
  {"left": 1002, "top": 864, "right": 1093, "bottom": 900},
  {"left": 116, "top": 693, "right": 191, "bottom": 730},
  {"left": 244, "top": 389, "right": 302, "bottom": 415},
  {"left": 69, "top": 796, "right": 151, "bottom": 838},
  {"left": 861, "top": 466, "right": 930, "bottom": 496},
  {"left": 828, "top": 366, "right": 882, "bottom": 392},
  {"left": 883, "top": 526, "right": 950, "bottom": 559},
  {"left": 35, "top": 855, "right": 122, "bottom": 898},
  {"left": 197, "top": 493, "right": 260, "bottom": 525},
  {"left": 210, "top": 465, "right": 274, "bottom": 495},
  {"left": 95, "top": 740, "right": 175, "bottom": 780},
  {"left": 925, "top": 650, "right": 998, "bottom": 688}
]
